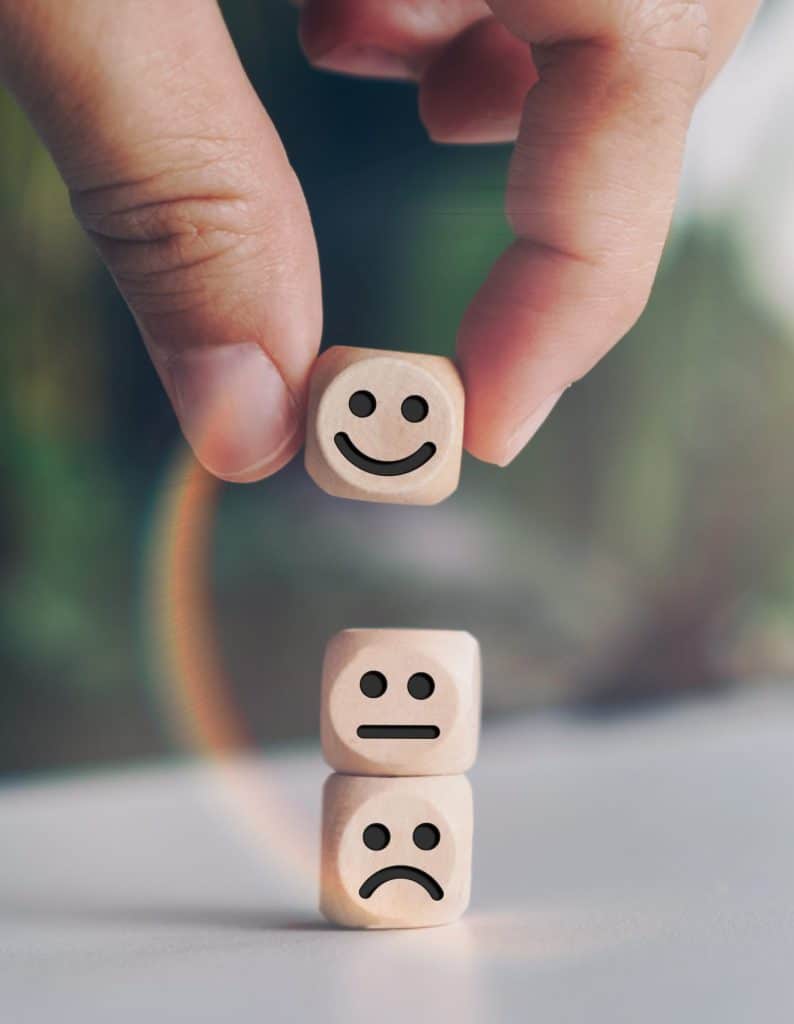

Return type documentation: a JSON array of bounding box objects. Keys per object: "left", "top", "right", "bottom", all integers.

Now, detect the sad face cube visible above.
[
  {"left": 321, "top": 628, "right": 480, "bottom": 777},
  {"left": 320, "top": 773, "right": 473, "bottom": 929},
  {"left": 304, "top": 346, "right": 465, "bottom": 505}
]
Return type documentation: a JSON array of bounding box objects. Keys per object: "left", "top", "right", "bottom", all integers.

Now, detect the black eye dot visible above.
[
  {"left": 413, "top": 823, "right": 440, "bottom": 850},
  {"left": 407, "top": 672, "right": 435, "bottom": 700},
  {"left": 349, "top": 390, "right": 376, "bottom": 417},
  {"left": 363, "top": 823, "right": 390, "bottom": 851},
  {"left": 360, "top": 671, "right": 387, "bottom": 698},
  {"left": 401, "top": 395, "right": 428, "bottom": 423}
]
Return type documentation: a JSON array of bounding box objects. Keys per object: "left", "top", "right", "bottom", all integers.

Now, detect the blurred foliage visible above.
[{"left": 1, "top": 2, "right": 793, "bottom": 775}]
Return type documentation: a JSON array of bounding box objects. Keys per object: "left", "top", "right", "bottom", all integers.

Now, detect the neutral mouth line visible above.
[
  {"left": 357, "top": 725, "right": 440, "bottom": 739},
  {"left": 334, "top": 433, "right": 436, "bottom": 477},
  {"left": 359, "top": 866, "right": 444, "bottom": 901}
]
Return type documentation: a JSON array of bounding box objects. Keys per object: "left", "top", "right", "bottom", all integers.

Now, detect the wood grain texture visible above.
[
  {"left": 321, "top": 628, "right": 481, "bottom": 776},
  {"left": 304, "top": 346, "right": 464, "bottom": 505},
  {"left": 320, "top": 773, "right": 473, "bottom": 929}
]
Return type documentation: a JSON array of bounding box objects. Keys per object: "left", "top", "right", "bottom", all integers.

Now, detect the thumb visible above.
[{"left": 0, "top": 0, "right": 321, "bottom": 482}]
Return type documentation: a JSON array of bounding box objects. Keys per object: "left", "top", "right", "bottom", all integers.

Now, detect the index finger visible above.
[{"left": 459, "top": 0, "right": 756, "bottom": 464}]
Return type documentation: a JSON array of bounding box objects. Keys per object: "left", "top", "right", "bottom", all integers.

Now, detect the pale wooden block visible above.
[
  {"left": 320, "top": 773, "right": 473, "bottom": 929},
  {"left": 304, "top": 346, "right": 465, "bottom": 505},
  {"left": 321, "top": 628, "right": 481, "bottom": 777}
]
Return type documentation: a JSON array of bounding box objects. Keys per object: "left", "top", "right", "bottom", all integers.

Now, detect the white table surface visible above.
[{"left": 1, "top": 687, "right": 792, "bottom": 1022}]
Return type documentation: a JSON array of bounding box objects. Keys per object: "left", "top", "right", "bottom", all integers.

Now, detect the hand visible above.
[
  {"left": 0, "top": 1, "right": 759, "bottom": 480},
  {"left": 300, "top": 0, "right": 760, "bottom": 463}
]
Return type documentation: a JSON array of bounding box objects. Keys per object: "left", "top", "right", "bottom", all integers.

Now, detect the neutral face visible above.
[
  {"left": 321, "top": 629, "right": 481, "bottom": 777},
  {"left": 326, "top": 640, "right": 459, "bottom": 772}
]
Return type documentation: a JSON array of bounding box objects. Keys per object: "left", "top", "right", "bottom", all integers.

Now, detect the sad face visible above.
[
  {"left": 304, "top": 347, "right": 465, "bottom": 505},
  {"left": 320, "top": 774, "right": 473, "bottom": 929},
  {"left": 321, "top": 629, "right": 481, "bottom": 777}
]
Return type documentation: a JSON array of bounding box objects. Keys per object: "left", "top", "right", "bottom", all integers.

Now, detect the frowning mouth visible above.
[
  {"left": 357, "top": 725, "right": 440, "bottom": 739},
  {"left": 359, "top": 865, "right": 444, "bottom": 901},
  {"left": 334, "top": 433, "right": 436, "bottom": 476}
]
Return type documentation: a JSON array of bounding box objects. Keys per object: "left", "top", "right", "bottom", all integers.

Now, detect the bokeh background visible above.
[{"left": 1, "top": 0, "right": 792, "bottom": 776}]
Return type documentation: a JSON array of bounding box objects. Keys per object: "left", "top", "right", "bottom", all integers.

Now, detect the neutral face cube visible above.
[
  {"left": 304, "top": 346, "right": 464, "bottom": 505},
  {"left": 321, "top": 773, "right": 473, "bottom": 929},
  {"left": 321, "top": 628, "right": 480, "bottom": 777}
]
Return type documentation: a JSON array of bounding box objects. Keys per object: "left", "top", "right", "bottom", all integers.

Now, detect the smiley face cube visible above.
[
  {"left": 321, "top": 628, "right": 480, "bottom": 777},
  {"left": 320, "top": 773, "right": 473, "bottom": 929},
  {"left": 304, "top": 346, "right": 465, "bottom": 505}
]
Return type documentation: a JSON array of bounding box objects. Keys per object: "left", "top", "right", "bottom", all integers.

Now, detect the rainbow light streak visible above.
[{"left": 145, "top": 447, "right": 316, "bottom": 890}]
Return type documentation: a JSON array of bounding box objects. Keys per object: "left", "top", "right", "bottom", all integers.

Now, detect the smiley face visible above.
[
  {"left": 305, "top": 347, "right": 464, "bottom": 505},
  {"left": 320, "top": 774, "right": 473, "bottom": 929},
  {"left": 321, "top": 628, "right": 481, "bottom": 776},
  {"left": 334, "top": 388, "right": 437, "bottom": 477}
]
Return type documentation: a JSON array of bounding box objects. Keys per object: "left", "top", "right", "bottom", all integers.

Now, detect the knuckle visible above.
[
  {"left": 623, "top": 1, "right": 711, "bottom": 69},
  {"left": 74, "top": 194, "right": 250, "bottom": 303},
  {"left": 70, "top": 150, "right": 299, "bottom": 316}
]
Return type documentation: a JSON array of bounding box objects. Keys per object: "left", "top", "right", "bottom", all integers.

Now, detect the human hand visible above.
[
  {"left": 300, "top": 0, "right": 760, "bottom": 463},
  {"left": 0, "top": 1, "right": 759, "bottom": 481}
]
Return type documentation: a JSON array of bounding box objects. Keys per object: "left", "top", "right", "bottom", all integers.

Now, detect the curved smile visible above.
[
  {"left": 334, "top": 433, "right": 436, "bottom": 477},
  {"left": 358, "top": 866, "right": 444, "bottom": 901}
]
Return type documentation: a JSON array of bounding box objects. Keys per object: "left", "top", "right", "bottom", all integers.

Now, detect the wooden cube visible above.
[
  {"left": 304, "top": 346, "right": 465, "bottom": 505},
  {"left": 321, "top": 628, "right": 480, "bottom": 777},
  {"left": 320, "top": 773, "right": 473, "bottom": 929}
]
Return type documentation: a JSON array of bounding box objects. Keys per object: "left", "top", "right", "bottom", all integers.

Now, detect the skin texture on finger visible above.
[
  {"left": 458, "top": 0, "right": 760, "bottom": 464},
  {"left": 419, "top": 17, "right": 537, "bottom": 144},
  {"left": 488, "top": 0, "right": 759, "bottom": 90},
  {"left": 299, "top": 0, "right": 489, "bottom": 79},
  {"left": 0, "top": 0, "right": 322, "bottom": 482}
]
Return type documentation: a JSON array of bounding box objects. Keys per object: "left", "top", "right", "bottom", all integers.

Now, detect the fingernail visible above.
[
  {"left": 168, "top": 343, "right": 299, "bottom": 480},
  {"left": 311, "top": 44, "right": 414, "bottom": 79},
  {"left": 497, "top": 390, "right": 564, "bottom": 467}
]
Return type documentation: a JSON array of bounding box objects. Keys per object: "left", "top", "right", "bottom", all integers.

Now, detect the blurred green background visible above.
[{"left": 1, "top": 2, "right": 792, "bottom": 775}]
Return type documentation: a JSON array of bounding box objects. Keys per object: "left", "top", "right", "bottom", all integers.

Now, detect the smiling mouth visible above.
[
  {"left": 359, "top": 866, "right": 444, "bottom": 901},
  {"left": 357, "top": 725, "right": 440, "bottom": 739},
  {"left": 334, "top": 433, "right": 436, "bottom": 477}
]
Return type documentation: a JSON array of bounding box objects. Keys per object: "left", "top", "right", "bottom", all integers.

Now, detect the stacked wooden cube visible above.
[
  {"left": 307, "top": 346, "right": 478, "bottom": 928},
  {"left": 319, "top": 629, "right": 481, "bottom": 929}
]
